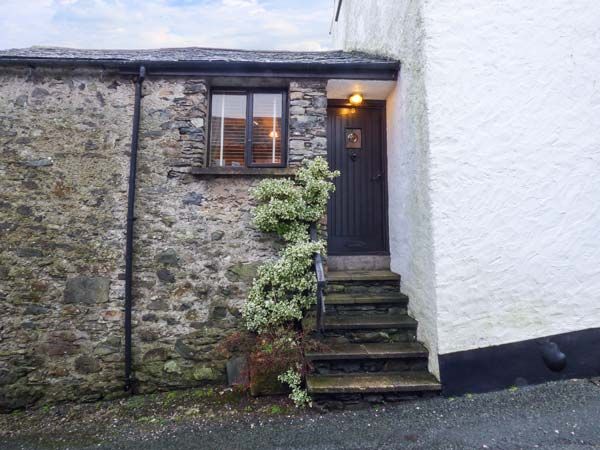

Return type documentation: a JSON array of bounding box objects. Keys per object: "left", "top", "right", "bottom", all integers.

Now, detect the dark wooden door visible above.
[{"left": 327, "top": 103, "right": 388, "bottom": 255}]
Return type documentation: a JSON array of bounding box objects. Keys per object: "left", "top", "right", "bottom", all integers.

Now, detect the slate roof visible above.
[
  {"left": 0, "top": 46, "right": 394, "bottom": 65},
  {"left": 0, "top": 47, "right": 399, "bottom": 80}
]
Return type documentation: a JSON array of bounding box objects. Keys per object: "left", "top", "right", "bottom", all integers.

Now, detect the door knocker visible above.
[
  {"left": 345, "top": 128, "right": 362, "bottom": 162},
  {"left": 347, "top": 131, "right": 360, "bottom": 145}
]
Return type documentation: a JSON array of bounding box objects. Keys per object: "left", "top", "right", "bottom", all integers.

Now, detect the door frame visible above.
[{"left": 326, "top": 99, "right": 390, "bottom": 255}]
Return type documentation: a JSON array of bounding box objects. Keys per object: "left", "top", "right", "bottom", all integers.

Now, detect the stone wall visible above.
[
  {"left": 0, "top": 67, "right": 133, "bottom": 410},
  {"left": 0, "top": 69, "right": 328, "bottom": 410},
  {"left": 288, "top": 80, "right": 327, "bottom": 165},
  {"left": 132, "top": 78, "right": 276, "bottom": 391}
]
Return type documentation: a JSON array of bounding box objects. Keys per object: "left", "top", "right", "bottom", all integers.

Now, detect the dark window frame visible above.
[{"left": 208, "top": 88, "right": 288, "bottom": 168}]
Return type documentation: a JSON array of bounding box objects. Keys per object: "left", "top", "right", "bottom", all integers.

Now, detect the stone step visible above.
[
  {"left": 306, "top": 371, "right": 441, "bottom": 395},
  {"left": 326, "top": 292, "right": 409, "bottom": 306},
  {"left": 320, "top": 314, "right": 418, "bottom": 344},
  {"left": 322, "top": 329, "right": 417, "bottom": 344},
  {"left": 306, "top": 342, "right": 427, "bottom": 361},
  {"left": 324, "top": 314, "right": 417, "bottom": 331},
  {"left": 324, "top": 293, "right": 408, "bottom": 317},
  {"left": 307, "top": 269, "right": 439, "bottom": 407},
  {"left": 311, "top": 357, "right": 429, "bottom": 375},
  {"left": 308, "top": 342, "right": 429, "bottom": 375},
  {"left": 325, "top": 270, "right": 401, "bottom": 295},
  {"left": 325, "top": 305, "right": 408, "bottom": 317},
  {"left": 327, "top": 255, "right": 390, "bottom": 271},
  {"left": 327, "top": 270, "right": 400, "bottom": 283},
  {"left": 325, "top": 284, "right": 400, "bottom": 296}
]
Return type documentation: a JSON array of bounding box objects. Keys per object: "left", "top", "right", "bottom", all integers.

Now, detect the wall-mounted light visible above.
[{"left": 348, "top": 93, "right": 363, "bottom": 106}]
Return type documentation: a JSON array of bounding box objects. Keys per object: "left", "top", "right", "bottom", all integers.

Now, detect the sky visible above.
[{"left": 0, "top": 0, "right": 335, "bottom": 51}]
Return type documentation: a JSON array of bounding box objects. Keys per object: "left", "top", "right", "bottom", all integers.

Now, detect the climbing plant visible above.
[
  {"left": 242, "top": 157, "right": 339, "bottom": 406},
  {"left": 243, "top": 157, "right": 339, "bottom": 331},
  {"left": 251, "top": 156, "right": 340, "bottom": 244}
]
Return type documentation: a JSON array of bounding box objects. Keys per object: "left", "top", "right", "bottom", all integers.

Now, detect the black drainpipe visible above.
[{"left": 124, "top": 65, "right": 146, "bottom": 394}]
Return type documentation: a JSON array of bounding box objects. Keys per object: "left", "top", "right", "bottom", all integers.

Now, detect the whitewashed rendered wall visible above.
[
  {"left": 333, "top": 0, "right": 440, "bottom": 375},
  {"left": 424, "top": 0, "right": 600, "bottom": 354},
  {"left": 334, "top": 0, "right": 600, "bottom": 366}
]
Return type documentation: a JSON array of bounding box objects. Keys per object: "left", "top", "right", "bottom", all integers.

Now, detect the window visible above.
[{"left": 209, "top": 90, "right": 287, "bottom": 167}]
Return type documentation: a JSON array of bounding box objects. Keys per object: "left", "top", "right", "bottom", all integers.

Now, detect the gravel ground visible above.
[{"left": 2, "top": 379, "right": 600, "bottom": 449}]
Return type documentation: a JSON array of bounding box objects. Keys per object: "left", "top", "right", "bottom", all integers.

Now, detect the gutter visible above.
[
  {"left": 0, "top": 58, "right": 399, "bottom": 81},
  {"left": 124, "top": 65, "right": 145, "bottom": 394}
]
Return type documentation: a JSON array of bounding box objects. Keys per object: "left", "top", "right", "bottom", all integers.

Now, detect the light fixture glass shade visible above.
[{"left": 348, "top": 93, "right": 363, "bottom": 106}]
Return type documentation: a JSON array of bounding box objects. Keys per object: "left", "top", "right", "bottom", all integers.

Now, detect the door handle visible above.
[{"left": 371, "top": 174, "right": 382, "bottom": 181}]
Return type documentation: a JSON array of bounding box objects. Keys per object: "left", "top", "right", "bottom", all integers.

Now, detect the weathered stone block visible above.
[
  {"left": 24, "top": 158, "right": 53, "bottom": 168},
  {"left": 183, "top": 83, "right": 205, "bottom": 94},
  {"left": 94, "top": 344, "right": 119, "bottom": 357},
  {"left": 74, "top": 355, "right": 101, "bottom": 374},
  {"left": 225, "top": 262, "right": 261, "bottom": 283},
  {"left": 23, "top": 304, "right": 49, "bottom": 315},
  {"left": 63, "top": 276, "right": 110, "bottom": 304},
  {"left": 46, "top": 340, "right": 79, "bottom": 356},
  {"left": 31, "top": 87, "right": 49, "bottom": 98},
  {"left": 190, "top": 118, "right": 204, "bottom": 128},
  {"left": 139, "top": 329, "right": 160, "bottom": 342},
  {"left": 163, "top": 360, "right": 181, "bottom": 374},
  {"left": 156, "top": 268, "right": 176, "bottom": 283},
  {"left": 192, "top": 366, "right": 219, "bottom": 381},
  {"left": 210, "top": 305, "right": 228, "bottom": 320},
  {"left": 155, "top": 248, "right": 179, "bottom": 266},
  {"left": 211, "top": 230, "right": 225, "bottom": 241},
  {"left": 14, "top": 94, "right": 28, "bottom": 106},
  {"left": 16, "top": 205, "right": 33, "bottom": 216},
  {"left": 147, "top": 299, "right": 169, "bottom": 311},
  {"left": 250, "top": 369, "right": 289, "bottom": 397},
  {"left": 182, "top": 192, "right": 203, "bottom": 206},
  {"left": 173, "top": 338, "right": 193, "bottom": 359},
  {"left": 143, "top": 348, "right": 171, "bottom": 362},
  {"left": 0, "top": 365, "right": 28, "bottom": 386},
  {"left": 0, "top": 386, "right": 44, "bottom": 412},
  {"left": 16, "top": 247, "right": 42, "bottom": 257},
  {"left": 142, "top": 313, "right": 159, "bottom": 322},
  {"left": 289, "top": 139, "right": 306, "bottom": 151},
  {"left": 226, "top": 355, "right": 249, "bottom": 386}
]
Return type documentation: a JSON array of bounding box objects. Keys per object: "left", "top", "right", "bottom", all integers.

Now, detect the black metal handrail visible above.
[{"left": 310, "top": 222, "right": 326, "bottom": 332}]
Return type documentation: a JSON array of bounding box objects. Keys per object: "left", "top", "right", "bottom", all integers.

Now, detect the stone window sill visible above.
[{"left": 189, "top": 167, "right": 296, "bottom": 177}]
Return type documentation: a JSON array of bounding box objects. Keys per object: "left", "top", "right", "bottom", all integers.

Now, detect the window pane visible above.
[
  {"left": 251, "top": 93, "right": 283, "bottom": 165},
  {"left": 210, "top": 94, "right": 246, "bottom": 166}
]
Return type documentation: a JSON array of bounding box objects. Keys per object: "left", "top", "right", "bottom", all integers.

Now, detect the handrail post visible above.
[{"left": 310, "top": 222, "right": 326, "bottom": 333}]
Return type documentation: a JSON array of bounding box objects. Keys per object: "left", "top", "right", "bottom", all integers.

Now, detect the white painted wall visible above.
[
  {"left": 334, "top": 0, "right": 600, "bottom": 365},
  {"left": 424, "top": 0, "right": 600, "bottom": 354},
  {"left": 333, "top": 0, "right": 440, "bottom": 375}
]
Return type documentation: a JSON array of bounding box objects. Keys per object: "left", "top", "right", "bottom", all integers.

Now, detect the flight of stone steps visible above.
[{"left": 305, "top": 270, "right": 441, "bottom": 409}]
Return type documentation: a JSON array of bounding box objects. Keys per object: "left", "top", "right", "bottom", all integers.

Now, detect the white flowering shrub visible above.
[
  {"left": 241, "top": 157, "right": 339, "bottom": 407},
  {"left": 251, "top": 157, "right": 339, "bottom": 243},
  {"left": 243, "top": 240, "right": 323, "bottom": 332},
  {"left": 243, "top": 157, "right": 339, "bottom": 331},
  {"left": 278, "top": 368, "right": 312, "bottom": 408}
]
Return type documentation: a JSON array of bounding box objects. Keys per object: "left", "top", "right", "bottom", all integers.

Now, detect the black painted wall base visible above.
[{"left": 439, "top": 327, "right": 600, "bottom": 396}]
